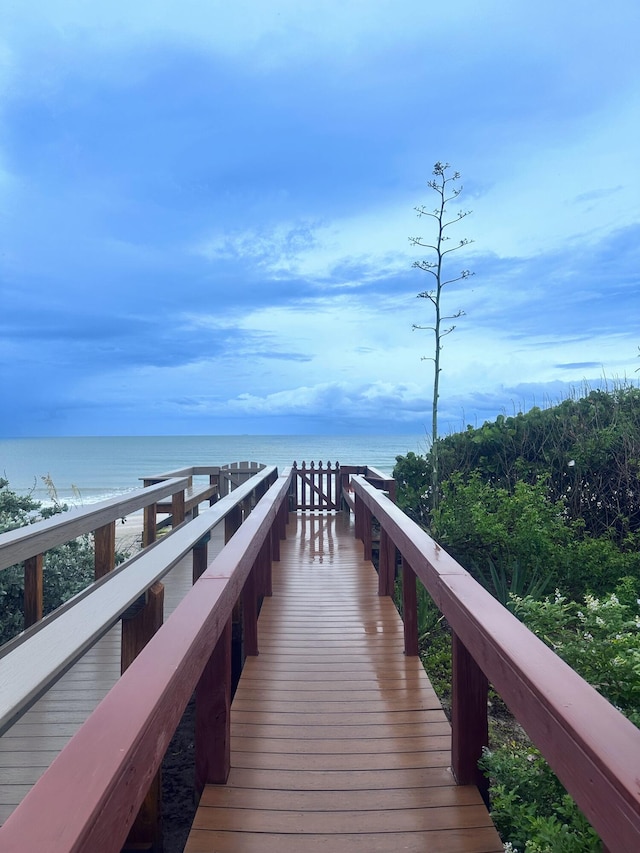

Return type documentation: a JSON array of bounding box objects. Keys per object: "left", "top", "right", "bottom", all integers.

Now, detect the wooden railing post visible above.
[
  {"left": 451, "top": 631, "right": 489, "bottom": 804},
  {"left": 279, "top": 496, "right": 288, "bottom": 536},
  {"left": 242, "top": 563, "right": 259, "bottom": 657},
  {"left": 143, "top": 503, "right": 157, "bottom": 547},
  {"left": 193, "top": 533, "right": 210, "bottom": 584},
  {"left": 362, "top": 503, "right": 373, "bottom": 561},
  {"left": 241, "top": 495, "right": 252, "bottom": 522},
  {"left": 172, "top": 488, "right": 185, "bottom": 528},
  {"left": 290, "top": 463, "right": 299, "bottom": 511},
  {"left": 378, "top": 526, "right": 396, "bottom": 597},
  {"left": 120, "top": 582, "right": 165, "bottom": 852},
  {"left": 94, "top": 521, "right": 116, "bottom": 579},
  {"left": 225, "top": 504, "right": 242, "bottom": 544},
  {"left": 401, "top": 557, "right": 419, "bottom": 656},
  {"left": 195, "top": 618, "right": 232, "bottom": 795},
  {"left": 265, "top": 529, "right": 275, "bottom": 596},
  {"left": 270, "top": 518, "right": 280, "bottom": 564},
  {"left": 209, "top": 471, "right": 219, "bottom": 505},
  {"left": 354, "top": 495, "right": 373, "bottom": 548},
  {"left": 23, "top": 554, "right": 43, "bottom": 628}
]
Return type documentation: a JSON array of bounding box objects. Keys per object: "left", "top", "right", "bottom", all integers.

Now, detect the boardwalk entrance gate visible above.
[{"left": 290, "top": 461, "right": 340, "bottom": 511}]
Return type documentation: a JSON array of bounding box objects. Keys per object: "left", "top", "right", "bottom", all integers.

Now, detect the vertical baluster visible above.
[
  {"left": 291, "top": 461, "right": 298, "bottom": 511},
  {"left": 172, "top": 488, "right": 185, "bottom": 528},
  {"left": 362, "top": 503, "right": 373, "bottom": 561},
  {"left": 94, "top": 521, "right": 116, "bottom": 579},
  {"left": 143, "top": 502, "right": 157, "bottom": 547},
  {"left": 225, "top": 504, "right": 242, "bottom": 543},
  {"left": 378, "top": 527, "right": 396, "bottom": 597},
  {"left": 121, "top": 582, "right": 165, "bottom": 850},
  {"left": 310, "top": 461, "right": 315, "bottom": 510},
  {"left": 195, "top": 619, "right": 232, "bottom": 795},
  {"left": 401, "top": 557, "right": 419, "bottom": 656},
  {"left": 242, "top": 561, "right": 259, "bottom": 657},
  {"left": 24, "top": 554, "right": 43, "bottom": 628},
  {"left": 301, "top": 461, "right": 307, "bottom": 509},
  {"left": 193, "top": 533, "right": 210, "bottom": 583},
  {"left": 451, "top": 632, "right": 489, "bottom": 804}
]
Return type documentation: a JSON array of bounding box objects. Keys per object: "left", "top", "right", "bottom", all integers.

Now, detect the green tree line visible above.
[{"left": 393, "top": 384, "right": 640, "bottom": 852}]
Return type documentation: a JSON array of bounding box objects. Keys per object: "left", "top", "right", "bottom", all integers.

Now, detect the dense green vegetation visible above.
[
  {"left": 0, "top": 477, "right": 95, "bottom": 645},
  {"left": 393, "top": 386, "right": 640, "bottom": 853}
]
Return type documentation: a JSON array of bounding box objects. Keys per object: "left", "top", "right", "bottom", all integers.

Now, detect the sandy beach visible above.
[{"left": 114, "top": 511, "right": 145, "bottom": 555}]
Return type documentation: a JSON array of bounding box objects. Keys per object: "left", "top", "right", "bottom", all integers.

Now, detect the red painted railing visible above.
[{"left": 351, "top": 473, "right": 640, "bottom": 853}]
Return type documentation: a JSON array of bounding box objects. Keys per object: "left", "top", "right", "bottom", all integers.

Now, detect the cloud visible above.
[{"left": 1, "top": 1, "right": 639, "bottom": 437}]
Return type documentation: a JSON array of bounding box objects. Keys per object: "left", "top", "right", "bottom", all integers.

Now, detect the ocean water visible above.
[{"left": 0, "top": 435, "right": 426, "bottom": 504}]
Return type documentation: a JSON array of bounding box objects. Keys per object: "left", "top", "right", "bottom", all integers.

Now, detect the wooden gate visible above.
[
  {"left": 219, "top": 461, "right": 266, "bottom": 496},
  {"left": 290, "top": 460, "right": 341, "bottom": 511}
]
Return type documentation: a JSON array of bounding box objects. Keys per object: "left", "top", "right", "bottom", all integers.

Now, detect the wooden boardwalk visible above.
[{"left": 185, "top": 512, "right": 501, "bottom": 853}]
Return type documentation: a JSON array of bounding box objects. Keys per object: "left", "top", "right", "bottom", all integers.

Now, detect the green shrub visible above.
[
  {"left": 393, "top": 451, "right": 431, "bottom": 525},
  {"left": 480, "top": 743, "right": 601, "bottom": 853},
  {"left": 0, "top": 478, "right": 95, "bottom": 646},
  {"left": 432, "top": 473, "right": 570, "bottom": 591},
  {"left": 511, "top": 588, "right": 640, "bottom": 727}
]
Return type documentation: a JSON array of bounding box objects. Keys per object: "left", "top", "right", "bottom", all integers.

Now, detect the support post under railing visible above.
[
  {"left": 120, "top": 582, "right": 165, "bottom": 852},
  {"left": 242, "top": 562, "right": 259, "bottom": 657},
  {"left": 270, "top": 519, "right": 280, "bottom": 564},
  {"left": 193, "top": 533, "right": 210, "bottom": 584},
  {"left": 195, "top": 618, "right": 232, "bottom": 796},
  {"left": 451, "top": 631, "right": 489, "bottom": 805},
  {"left": 23, "top": 554, "right": 43, "bottom": 629},
  {"left": 94, "top": 521, "right": 116, "bottom": 579},
  {"left": 401, "top": 557, "right": 419, "bottom": 656},
  {"left": 172, "top": 489, "right": 186, "bottom": 527},
  {"left": 378, "top": 527, "right": 396, "bottom": 597},
  {"left": 265, "top": 531, "right": 275, "bottom": 596},
  {"left": 225, "top": 504, "right": 242, "bottom": 544},
  {"left": 362, "top": 506, "right": 373, "bottom": 562},
  {"left": 208, "top": 472, "right": 219, "bottom": 505},
  {"left": 143, "top": 502, "right": 157, "bottom": 547}
]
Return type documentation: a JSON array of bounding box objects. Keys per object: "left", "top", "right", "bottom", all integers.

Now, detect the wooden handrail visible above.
[
  {"left": 0, "top": 477, "right": 190, "bottom": 572},
  {"left": 0, "top": 466, "right": 278, "bottom": 737},
  {"left": 0, "top": 476, "right": 196, "bottom": 631},
  {"left": 0, "top": 470, "right": 291, "bottom": 853},
  {"left": 350, "top": 474, "right": 640, "bottom": 852}
]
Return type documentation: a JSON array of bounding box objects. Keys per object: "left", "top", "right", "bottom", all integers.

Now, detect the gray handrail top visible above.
[
  {"left": 141, "top": 461, "right": 266, "bottom": 482},
  {"left": 0, "top": 477, "right": 191, "bottom": 572},
  {"left": 0, "top": 465, "right": 279, "bottom": 735}
]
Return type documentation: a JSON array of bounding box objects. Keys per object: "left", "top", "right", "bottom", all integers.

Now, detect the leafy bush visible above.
[
  {"left": 480, "top": 743, "right": 600, "bottom": 853},
  {"left": 511, "top": 588, "right": 640, "bottom": 727},
  {"left": 0, "top": 478, "right": 95, "bottom": 646},
  {"left": 431, "top": 474, "right": 570, "bottom": 591},
  {"left": 393, "top": 451, "right": 431, "bottom": 525}
]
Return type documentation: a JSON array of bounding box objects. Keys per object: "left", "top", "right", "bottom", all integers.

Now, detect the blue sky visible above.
[{"left": 1, "top": 1, "right": 639, "bottom": 437}]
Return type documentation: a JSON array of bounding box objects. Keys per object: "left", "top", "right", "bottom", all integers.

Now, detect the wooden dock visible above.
[{"left": 185, "top": 512, "right": 501, "bottom": 852}]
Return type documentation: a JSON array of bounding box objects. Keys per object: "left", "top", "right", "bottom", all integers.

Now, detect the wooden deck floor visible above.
[
  {"left": 0, "top": 522, "right": 226, "bottom": 826},
  {"left": 185, "top": 512, "right": 502, "bottom": 853}
]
